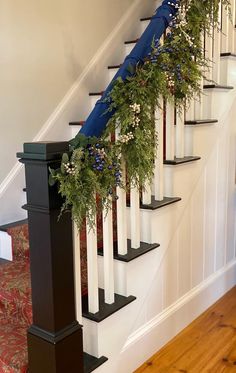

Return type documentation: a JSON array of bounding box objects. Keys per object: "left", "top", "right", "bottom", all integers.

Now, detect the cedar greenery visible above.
[{"left": 50, "top": 0, "right": 231, "bottom": 229}]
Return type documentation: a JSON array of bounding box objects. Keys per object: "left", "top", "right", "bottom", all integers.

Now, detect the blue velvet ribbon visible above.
[{"left": 79, "top": 0, "right": 179, "bottom": 138}]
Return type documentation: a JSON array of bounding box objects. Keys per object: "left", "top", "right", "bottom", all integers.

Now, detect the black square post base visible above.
[{"left": 28, "top": 324, "right": 84, "bottom": 373}]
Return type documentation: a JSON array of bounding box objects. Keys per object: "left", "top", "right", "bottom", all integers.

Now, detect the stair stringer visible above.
[{"left": 92, "top": 84, "right": 236, "bottom": 371}]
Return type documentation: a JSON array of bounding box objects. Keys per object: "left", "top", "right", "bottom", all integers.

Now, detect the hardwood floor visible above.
[{"left": 135, "top": 286, "right": 236, "bottom": 373}]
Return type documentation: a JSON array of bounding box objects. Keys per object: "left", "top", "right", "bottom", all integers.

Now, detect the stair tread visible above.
[
  {"left": 141, "top": 196, "right": 182, "bottom": 210},
  {"left": 221, "top": 52, "right": 236, "bottom": 57},
  {"left": 164, "top": 156, "right": 201, "bottom": 165},
  {"left": 203, "top": 84, "right": 234, "bottom": 90},
  {"left": 82, "top": 289, "right": 136, "bottom": 322},
  {"left": 125, "top": 38, "right": 139, "bottom": 44},
  {"left": 69, "top": 121, "right": 85, "bottom": 126},
  {"left": 89, "top": 91, "right": 104, "bottom": 96},
  {"left": 140, "top": 16, "right": 152, "bottom": 21},
  {"left": 108, "top": 64, "right": 122, "bottom": 69},
  {"left": 98, "top": 240, "right": 160, "bottom": 262},
  {"left": 84, "top": 352, "right": 108, "bottom": 373},
  {"left": 185, "top": 119, "right": 218, "bottom": 125},
  {"left": 0, "top": 219, "right": 28, "bottom": 232}
]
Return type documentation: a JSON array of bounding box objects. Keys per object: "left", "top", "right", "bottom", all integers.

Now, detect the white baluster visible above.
[
  {"left": 229, "top": 0, "right": 236, "bottom": 53},
  {"left": 205, "top": 27, "right": 213, "bottom": 83},
  {"left": 142, "top": 182, "right": 152, "bottom": 205},
  {"left": 213, "top": 4, "right": 222, "bottom": 84},
  {"left": 73, "top": 222, "right": 82, "bottom": 324},
  {"left": 221, "top": 2, "right": 230, "bottom": 53},
  {"left": 102, "top": 200, "right": 115, "bottom": 304},
  {"left": 115, "top": 124, "right": 128, "bottom": 255},
  {"left": 195, "top": 33, "right": 204, "bottom": 119},
  {"left": 130, "top": 182, "right": 140, "bottom": 249},
  {"left": 185, "top": 100, "right": 195, "bottom": 121},
  {"left": 154, "top": 103, "right": 164, "bottom": 201},
  {"left": 86, "top": 214, "right": 99, "bottom": 314},
  {"left": 165, "top": 101, "right": 175, "bottom": 160},
  {"left": 175, "top": 109, "right": 185, "bottom": 159}
]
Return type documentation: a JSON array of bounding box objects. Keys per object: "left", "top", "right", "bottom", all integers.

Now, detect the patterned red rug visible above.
[
  {"left": 0, "top": 223, "right": 30, "bottom": 372},
  {"left": 0, "top": 216, "right": 117, "bottom": 372}
]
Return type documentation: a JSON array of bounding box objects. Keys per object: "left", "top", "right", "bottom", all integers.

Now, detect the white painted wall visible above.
[
  {"left": 0, "top": 0, "right": 158, "bottom": 225},
  {"left": 0, "top": 0, "right": 132, "bottom": 185}
]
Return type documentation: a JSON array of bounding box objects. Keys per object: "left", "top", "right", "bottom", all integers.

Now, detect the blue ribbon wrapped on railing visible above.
[{"left": 79, "top": 0, "right": 179, "bottom": 138}]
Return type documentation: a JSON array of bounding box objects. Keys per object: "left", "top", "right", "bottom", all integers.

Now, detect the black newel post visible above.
[{"left": 17, "top": 142, "right": 84, "bottom": 373}]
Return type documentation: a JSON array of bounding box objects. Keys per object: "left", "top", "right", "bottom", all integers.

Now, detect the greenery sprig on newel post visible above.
[{"left": 50, "top": 0, "right": 230, "bottom": 230}]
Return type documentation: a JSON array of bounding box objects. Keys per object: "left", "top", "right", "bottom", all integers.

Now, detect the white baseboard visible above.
[
  {"left": 0, "top": 231, "right": 12, "bottom": 261},
  {"left": 118, "top": 260, "right": 236, "bottom": 373}
]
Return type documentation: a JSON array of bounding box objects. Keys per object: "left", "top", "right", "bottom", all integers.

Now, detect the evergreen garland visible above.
[{"left": 50, "top": 0, "right": 230, "bottom": 229}]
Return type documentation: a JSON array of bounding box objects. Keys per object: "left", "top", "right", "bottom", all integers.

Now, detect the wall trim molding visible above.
[{"left": 121, "top": 259, "right": 236, "bottom": 353}]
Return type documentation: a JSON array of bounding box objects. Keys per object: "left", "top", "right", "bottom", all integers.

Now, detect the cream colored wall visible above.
[{"left": 0, "top": 0, "right": 131, "bottom": 184}]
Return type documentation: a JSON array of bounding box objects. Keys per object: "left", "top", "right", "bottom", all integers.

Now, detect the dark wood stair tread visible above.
[
  {"left": 89, "top": 91, "right": 104, "bottom": 96},
  {"left": 124, "top": 38, "right": 139, "bottom": 45},
  {"left": 69, "top": 121, "right": 85, "bottom": 126},
  {"left": 0, "top": 219, "right": 28, "bottom": 232},
  {"left": 141, "top": 196, "right": 181, "bottom": 210},
  {"left": 82, "top": 289, "right": 136, "bottom": 322},
  {"left": 185, "top": 119, "right": 218, "bottom": 125},
  {"left": 221, "top": 52, "right": 236, "bottom": 57},
  {"left": 84, "top": 352, "right": 108, "bottom": 373},
  {"left": 108, "top": 64, "right": 122, "bottom": 69},
  {"left": 203, "top": 84, "right": 234, "bottom": 90},
  {"left": 164, "top": 156, "right": 201, "bottom": 165},
  {"left": 140, "top": 16, "right": 152, "bottom": 21},
  {"left": 98, "top": 240, "right": 160, "bottom": 263}
]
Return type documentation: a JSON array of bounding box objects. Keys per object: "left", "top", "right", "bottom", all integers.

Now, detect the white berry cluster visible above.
[
  {"left": 97, "top": 147, "right": 106, "bottom": 158},
  {"left": 64, "top": 162, "right": 77, "bottom": 176},
  {"left": 119, "top": 132, "right": 134, "bottom": 144},
  {"left": 165, "top": 72, "right": 175, "bottom": 88},
  {"left": 130, "top": 103, "right": 141, "bottom": 114},
  {"left": 130, "top": 103, "right": 141, "bottom": 128},
  {"left": 167, "top": 1, "right": 180, "bottom": 18}
]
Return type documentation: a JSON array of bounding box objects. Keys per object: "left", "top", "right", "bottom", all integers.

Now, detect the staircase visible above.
[{"left": 1, "top": 0, "right": 236, "bottom": 372}]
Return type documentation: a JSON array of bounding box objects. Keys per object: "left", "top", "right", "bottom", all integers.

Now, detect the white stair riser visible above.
[
  {"left": 220, "top": 57, "right": 236, "bottom": 86},
  {"left": 82, "top": 301, "right": 137, "bottom": 358},
  {"left": 203, "top": 89, "right": 234, "bottom": 119},
  {"left": 163, "top": 162, "right": 201, "bottom": 200},
  {"left": 71, "top": 125, "right": 82, "bottom": 137},
  {"left": 108, "top": 68, "right": 118, "bottom": 82},
  {"left": 141, "top": 20, "right": 150, "bottom": 34},
  {"left": 89, "top": 95, "right": 101, "bottom": 111},
  {"left": 125, "top": 43, "right": 136, "bottom": 56}
]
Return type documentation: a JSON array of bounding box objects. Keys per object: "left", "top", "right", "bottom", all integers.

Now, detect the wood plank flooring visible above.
[{"left": 135, "top": 286, "right": 236, "bottom": 373}]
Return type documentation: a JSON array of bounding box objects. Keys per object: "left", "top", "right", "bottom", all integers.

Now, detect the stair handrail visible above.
[{"left": 79, "top": 0, "right": 179, "bottom": 139}]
